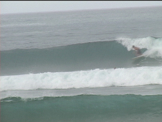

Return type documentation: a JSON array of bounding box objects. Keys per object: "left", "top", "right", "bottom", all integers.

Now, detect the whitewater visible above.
[
  {"left": 1, "top": 66, "right": 162, "bottom": 91},
  {"left": 117, "top": 36, "right": 162, "bottom": 58},
  {"left": 1, "top": 36, "right": 162, "bottom": 94}
]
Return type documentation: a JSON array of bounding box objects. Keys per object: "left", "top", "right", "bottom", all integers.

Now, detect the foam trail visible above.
[
  {"left": 117, "top": 36, "right": 162, "bottom": 58},
  {"left": 1, "top": 66, "right": 162, "bottom": 91}
]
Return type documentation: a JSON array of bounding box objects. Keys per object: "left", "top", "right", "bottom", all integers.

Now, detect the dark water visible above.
[
  {"left": 2, "top": 40, "right": 162, "bottom": 76},
  {"left": 0, "top": 41, "right": 143, "bottom": 75}
]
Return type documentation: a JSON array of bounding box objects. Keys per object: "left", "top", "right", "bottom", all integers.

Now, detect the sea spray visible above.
[{"left": 117, "top": 36, "right": 162, "bottom": 58}]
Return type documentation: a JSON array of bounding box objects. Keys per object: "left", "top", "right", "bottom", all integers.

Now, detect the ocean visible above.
[{"left": 1, "top": 6, "right": 162, "bottom": 122}]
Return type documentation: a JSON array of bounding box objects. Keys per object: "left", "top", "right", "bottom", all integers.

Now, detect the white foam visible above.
[
  {"left": 1, "top": 66, "right": 162, "bottom": 91},
  {"left": 117, "top": 36, "right": 162, "bottom": 58}
]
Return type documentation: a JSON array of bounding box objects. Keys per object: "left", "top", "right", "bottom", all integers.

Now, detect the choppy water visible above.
[{"left": 1, "top": 6, "right": 162, "bottom": 122}]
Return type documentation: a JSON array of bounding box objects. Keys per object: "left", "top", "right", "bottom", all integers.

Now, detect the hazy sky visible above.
[{"left": 1, "top": 1, "right": 162, "bottom": 14}]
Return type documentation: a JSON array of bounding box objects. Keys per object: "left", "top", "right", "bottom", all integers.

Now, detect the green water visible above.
[{"left": 1, "top": 95, "right": 162, "bottom": 122}]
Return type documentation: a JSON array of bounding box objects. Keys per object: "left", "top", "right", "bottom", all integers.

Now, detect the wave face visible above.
[
  {"left": 1, "top": 95, "right": 162, "bottom": 122},
  {"left": 1, "top": 36, "right": 162, "bottom": 76}
]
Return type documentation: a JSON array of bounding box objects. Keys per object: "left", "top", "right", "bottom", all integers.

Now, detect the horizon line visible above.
[{"left": 1, "top": 5, "right": 162, "bottom": 15}]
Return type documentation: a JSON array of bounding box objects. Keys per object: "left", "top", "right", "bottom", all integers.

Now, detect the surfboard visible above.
[
  {"left": 132, "top": 55, "right": 145, "bottom": 60},
  {"left": 132, "top": 55, "right": 145, "bottom": 65}
]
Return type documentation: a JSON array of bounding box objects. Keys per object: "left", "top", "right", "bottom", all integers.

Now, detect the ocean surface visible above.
[{"left": 1, "top": 6, "right": 162, "bottom": 122}]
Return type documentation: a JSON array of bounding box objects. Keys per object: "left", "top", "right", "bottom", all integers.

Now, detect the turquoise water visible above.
[{"left": 1, "top": 95, "right": 162, "bottom": 122}]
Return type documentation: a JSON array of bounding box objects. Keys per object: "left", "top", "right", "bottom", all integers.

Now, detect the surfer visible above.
[{"left": 132, "top": 45, "right": 142, "bottom": 56}]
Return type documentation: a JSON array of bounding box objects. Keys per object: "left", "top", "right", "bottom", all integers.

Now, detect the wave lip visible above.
[{"left": 1, "top": 66, "right": 162, "bottom": 91}]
